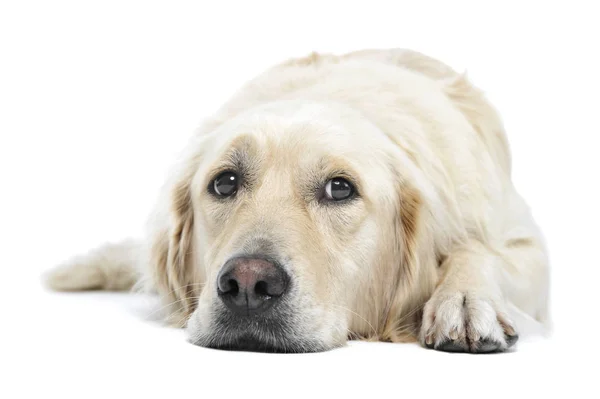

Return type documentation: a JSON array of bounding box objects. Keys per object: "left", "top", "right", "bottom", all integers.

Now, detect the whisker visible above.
[
  {"left": 143, "top": 295, "right": 202, "bottom": 321},
  {"left": 163, "top": 282, "right": 207, "bottom": 297},
  {"left": 395, "top": 302, "right": 425, "bottom": 324},
  {"left": 329, "top": 303, "right": 378, "bottom": 337}
]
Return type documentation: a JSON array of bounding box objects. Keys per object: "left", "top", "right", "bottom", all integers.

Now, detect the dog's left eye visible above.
[
  {"left": 212, "top": 171, "right": 239, "bottom": 197},
  {"left": 324, "top": 178, "right": 355, "bottom": 201}
]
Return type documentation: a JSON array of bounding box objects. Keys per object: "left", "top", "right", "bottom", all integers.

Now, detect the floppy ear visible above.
[
  {"left": 149, "top": 162, "right": 200, "bottom": 327},
  {"left": 379, "top": 178, "right": 440, "bottom": 342},
  {"left": 396, "top": 182, "right": 423, "bottom": 284},
  {"left": 394, "top": 180, "right": 441, "bottom": 304}
]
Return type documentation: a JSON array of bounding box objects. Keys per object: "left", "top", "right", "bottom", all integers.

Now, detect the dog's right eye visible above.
[
  {"left": 211, "top": 172, "right": 239, "bottom": 197},
  {"left": 324, "top": 177, "right": 355, "bottom": 201}
]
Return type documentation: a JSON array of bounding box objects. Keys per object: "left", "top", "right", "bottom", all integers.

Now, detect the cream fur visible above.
[{"left": 45, "top": 49, "right": 550, "bottom": 353}]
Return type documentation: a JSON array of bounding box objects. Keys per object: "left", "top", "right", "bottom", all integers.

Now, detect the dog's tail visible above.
[{"left": 44, "top": 239, "right": 142, "bottom": 292}]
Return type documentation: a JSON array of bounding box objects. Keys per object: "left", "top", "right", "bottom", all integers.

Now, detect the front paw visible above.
[{"left": 420, "top": 291, "right": 518, "bottom": 353}]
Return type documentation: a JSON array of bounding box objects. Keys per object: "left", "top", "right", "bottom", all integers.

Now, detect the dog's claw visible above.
[
  {"left": 505, "top": 333, "right": 519, "bottom": 348},
  {"left": 425, "top": 334, "right": 434, "bottom": 348}
]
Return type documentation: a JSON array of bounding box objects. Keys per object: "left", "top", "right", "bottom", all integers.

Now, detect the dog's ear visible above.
[
  {"left": 379, "top": 175, "right": 440, "bottom": 341},
  {"left": 396, "top": 183, "right": 424, "bottom": 284},
  {"left": 149, "top": 159, "right": 201, "bottom": 327},
  {"left": 393, "top": 180, "right": 440, "bottom": 301}
]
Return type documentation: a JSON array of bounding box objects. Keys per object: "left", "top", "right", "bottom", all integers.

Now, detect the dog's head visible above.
[{"left": 152, "top": 101, "right": 443, "bottom": 352}]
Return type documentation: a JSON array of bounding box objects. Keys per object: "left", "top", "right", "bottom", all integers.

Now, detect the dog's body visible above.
[{"left": 46, "top": 49, "right": 549, "bottom": 353}]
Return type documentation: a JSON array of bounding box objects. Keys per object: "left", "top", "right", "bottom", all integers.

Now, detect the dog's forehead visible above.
[{"left": 225, "top": 102, "right": 387, "bottom": 160}]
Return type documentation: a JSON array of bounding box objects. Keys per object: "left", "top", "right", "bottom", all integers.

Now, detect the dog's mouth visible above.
[
  {"left": 192, "top": 312, "right": 329, "bottom": 353},
  {"left": 205, "top": 335, "right": 306, "bottom": 353},
  {"left": 195, "top": 331, "right": 329, "bottom": 353},
  {"left": 190, "top": 290, "right": 328, "bottom": 353}
]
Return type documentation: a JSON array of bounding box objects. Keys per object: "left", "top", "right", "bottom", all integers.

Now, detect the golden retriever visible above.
[{"left": 45, "top": 49, "right": 550, "bottom": 353}]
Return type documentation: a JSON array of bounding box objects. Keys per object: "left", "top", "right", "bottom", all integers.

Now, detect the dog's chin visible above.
[
  {"left": 200, "top": 334, "right": 327, "bottom": 353},
  {"left": 188, "top": 316, "right": 333, "bottom": 353}
]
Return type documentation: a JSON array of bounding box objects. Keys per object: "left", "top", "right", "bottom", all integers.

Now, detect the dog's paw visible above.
[{"left": 420, "top": 291, "right": 518, "bottom": 353}]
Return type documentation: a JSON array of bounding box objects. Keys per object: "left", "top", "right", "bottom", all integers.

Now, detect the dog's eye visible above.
[
  {"left": 324, "top": 178, "right": 355, "bottom": 201},
  {"left": 212, "top": 172, "right": 239, "bottom": 197}
]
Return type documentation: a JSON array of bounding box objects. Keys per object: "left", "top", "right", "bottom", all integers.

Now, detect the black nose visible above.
[{"left": 217, "top": 256, "right": 290, "bottom": 316}]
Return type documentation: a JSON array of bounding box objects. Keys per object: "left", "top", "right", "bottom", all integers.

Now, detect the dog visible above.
[{"left": 45, "top": 49, "right": 550, "bottom": 353}]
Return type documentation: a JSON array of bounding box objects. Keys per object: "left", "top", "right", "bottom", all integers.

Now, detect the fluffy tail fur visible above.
[{"left": 44, "top": 239, "right": 141, "bottom": 291}]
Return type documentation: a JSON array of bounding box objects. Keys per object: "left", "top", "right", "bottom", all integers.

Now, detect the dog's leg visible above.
[
  {"left": 44, "top": 239, "right": 142, "bottom": 291},
  {"left": 419, "top": 228, "right": 549, "bottom": 353}
]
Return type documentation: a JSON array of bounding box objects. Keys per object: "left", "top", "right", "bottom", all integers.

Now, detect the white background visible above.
[{"left": 1, "top": 1, "right": 599, "bottom": 398}]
